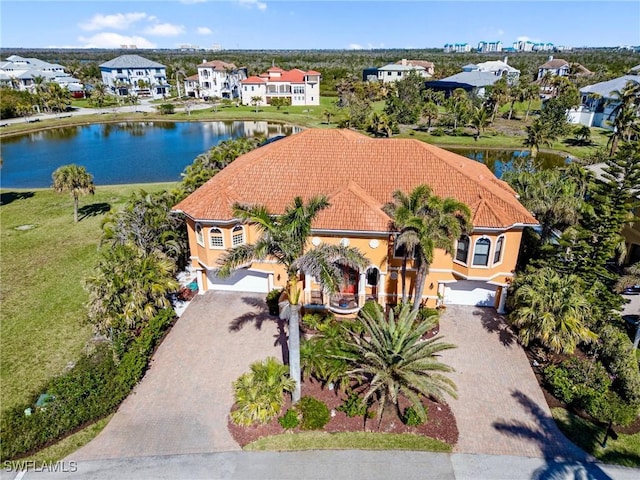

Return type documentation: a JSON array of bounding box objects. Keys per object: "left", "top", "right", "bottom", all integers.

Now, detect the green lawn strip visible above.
[
  {"left": 0, "top": 183, "right": 176, "bottom": 414},
  {"left": 551, "top": 407, "right": 640, "bottom": 468},
  {"left": 244, "top": 431, "right": 452, "bottom": 452},
  {"left": 4, "top": 415, "right": 113, "bottom": 469}
]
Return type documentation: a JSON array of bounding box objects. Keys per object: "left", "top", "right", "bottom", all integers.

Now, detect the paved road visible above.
[{"left": 3, "top": 451, "right": 638, "bottom": 480}]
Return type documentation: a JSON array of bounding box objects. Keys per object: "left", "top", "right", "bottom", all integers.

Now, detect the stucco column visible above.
[
  {"left": 378, "top": 272, "right": 386, "bottom": 307},
  {"left": 358, "top": 272, "right": 366, "bottom": 307},
  {"left": 304, "top": 274, "right": 312, "bottom": 305},
  {"left": 437, "top": 283, "right": 446, "bottom": 306},
  {"left": 497, "top": 286, "right": 508, "bottom": 314},
  {"left": 267, "top": 273, "right": 274, "bottom": 293},
  {"left": 196, "top": 269, "right": 204, "bottom": 295}
]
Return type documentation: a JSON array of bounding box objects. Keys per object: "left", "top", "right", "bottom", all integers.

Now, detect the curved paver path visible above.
[
  {"left": 439, "top": 305, "right": 588, "bottom": 459},
  {"left": 71, "top": 292, "right": 283, "bottom": 460}
]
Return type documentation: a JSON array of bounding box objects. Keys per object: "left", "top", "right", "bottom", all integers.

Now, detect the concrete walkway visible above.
[
  {"left": 71, "top": 291, "right": 284, "bottom": 460},
  {"left": 440, "top": 305, "right": 588, "bottom": 459}
]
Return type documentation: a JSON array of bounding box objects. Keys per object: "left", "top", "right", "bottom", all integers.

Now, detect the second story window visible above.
[
  {"left": 472, "top": 238, "right": 491, "bottom": 267},
  {"left": 455, "top": 236, "right": 470, "bottom": 264},
  {"left": 493, "top": 235, "right": 505, "bottom": 265},
  {"left": 195, "top": 223, "right": 204, "bottom": 246},
  {"left": 209, "top": 228, "right": 224, "bottom": 249},
  {"left": 232, "top": 225, "right": 244, "bottom": 246}
]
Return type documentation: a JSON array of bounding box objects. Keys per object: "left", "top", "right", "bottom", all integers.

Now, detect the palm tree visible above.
[
  {"left": 342, "top": 303, "right": 457, "bottom": 426},
  {"left": 487, "top": 78, "right": 509, "bottom": 122},
  {"left": 250, "top": 96, "right": 262, "bottom": 112},
  {"left": 606, "top": 80, "right": 640, "bottom": 155},
  {"left": 510, "top": 267, "right": 596, "bottom": 354},
  {"left": 384, "top": 185, "right": 471, "bottom": 312},
  {"left": 85, "top": 244, "right": 179, "bottom": 338},
  {"left": 522, "top": 82, "right": 540, "bottom": 122},
  {"left": 421, "top": 101, "right": 439, "bottom": 131},
  {"left": 445, "top": 88, "right": 471, "bottom": 129},
  {"left": 51, "top": 164, "right": 95, "bottom": 222},
  {"left": 217, "top": 196, "right": 369, "bottom": 402},
  {"left": 523, "top": 120, "right": 551, "bottom": 158},
  {"left": 322, "top": 108, "right": 334, "bottom": 124},
  {"left": 469, "top": 106, "right": 491, "bottom": 141},
  {"left": 367, "top": 112, "right": 393, "bottom": 137}
]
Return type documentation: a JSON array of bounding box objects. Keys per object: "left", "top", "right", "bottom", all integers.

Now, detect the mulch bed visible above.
[{"left": 228, "top": 378, "right": 459, "bottom": 447}]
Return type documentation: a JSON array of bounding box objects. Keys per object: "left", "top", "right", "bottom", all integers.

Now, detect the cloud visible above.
[
  {"left": 517, "top": 35, "right": 540, "bottom": 43},
  {"left": 144, "top": 23, "right": 185, "bottom": 36},
  {"left": 79, "top": 12, "right": 148, "bottom": 31},
  {"left": 197, "top": 27, "right": 213, "bottom": 35},
  {"left": 78, "top": 32, "right": 156, "bottom": 49},
  {"left": 497, "top": 29, "right": 505, "bottom": 36},
  {"left": 237, "top": 0, "right": 267, "bottom": 11},
  {"left": 348, "top": 43, "right": 363, "bottom": 50}
]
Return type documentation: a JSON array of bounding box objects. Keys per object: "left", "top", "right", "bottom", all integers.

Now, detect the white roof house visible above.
[
  {"left": 473, "top": 57, "right": 520, "bottom": 84},
  {"left": 0, "top": 55, "right": 82, "bottom": 92},
  {"left": 376, "top": 62, "right": 430, "bottom": 83}
]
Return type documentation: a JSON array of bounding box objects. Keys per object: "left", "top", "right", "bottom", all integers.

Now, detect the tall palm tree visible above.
[
  {"left": 523, "top": 120, "right": 551, "bottom": 158},
  {"left": 342, "top": 303, "right": 457, "bottom": 426},
  {"left": 522, "top": 82, "right": 540, "bottom": 122},
  {"left": 606, "top": 80, "right": 640, "bottom": 155},
  {"left": 51, "top": 164, "right": 95, "bottom": 222},
  {"left": 384, "top": 185, "right": 471, "bottom": 312},
  {"left": 507, "top": 82, "right": 524, "bottom": 120},
  {"left": 487, "top": 77, "right": 509, "bottom": 122},
  {"left": 469, "top": 106, "right": 491, "bottom": 141},
  {"left": 510, "top": 267, "right": 596, "bottom": 354},
  {"left": 421, "top": 101, "right": 439, "bottom": 131},
  {"left": 217, "top": 196, "right": 369, "bottom": 402}
]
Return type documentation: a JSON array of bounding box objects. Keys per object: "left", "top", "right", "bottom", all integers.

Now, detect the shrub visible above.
[
  {"left": 360, "top": 300, "right": 381, "bottom": 320},
  {"left": 296, "top": 396, "right": 330, "bottom": 430},
  {"left": 158, "top": 103, "right": 175, "bottom": 115},
  {"left": 301, "top": 313, "right": 323, "bottom": 331},
  {"left": 265, "top": 288, "right": 283, "bottom": 316},
  {"left": 431, "top": 127, "right": 445, "bottom": 137},
  {"left": 278, "top": 409, "right": 300, "bottom": 429},
  {"left": 337, "top": 391, "right": 369, "bottom": 418},
  {"left": 543, "top": 357, "right": 611, "bottom": 411},
  {"left": 597, "top": 325, "right": 640, "bottom": 404},
  {"left": 586, "top": 390, "right": 640, "bottom": 427},
  {"left": 402, "top": 406, "right": 426, "bottom": 426},
  {"left": 231, "top": 357, "right": 295, "bottom": 427}
]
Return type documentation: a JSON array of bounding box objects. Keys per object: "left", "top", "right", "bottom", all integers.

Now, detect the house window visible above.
[
  {"left": 209, "top": 228, "right": 224, "bottom": 249},
  {"left": 293, "top": 86, "right": 305, "bottom": 94},
  {"left": 232, "top": 225, "right": 244, "bottom": 246},
  {"left": 196, "top": 223, "right": 204, "bottom": 246},
  {"left": 366, "top": 267, "right": 379, "bottom": 287},
  {"left": 472, "top": 238, "right": 491, "bottom": 266},
  {"left": 455, "top": 236, "right": 470, "bottom": 263},
  {"left": 493, "top": 235, "right": 505, "bottom": 265}
]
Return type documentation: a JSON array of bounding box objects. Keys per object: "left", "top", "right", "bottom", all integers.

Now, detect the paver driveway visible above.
[
  {"left": 71, "top": 291, "right": 283, "bottom": 460},
  {"left": 439, "top": 305, "right": 588, "bottom": 459}
]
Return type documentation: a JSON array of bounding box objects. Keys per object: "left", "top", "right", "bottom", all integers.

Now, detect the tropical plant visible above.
[
  {"left": 383, "top": 185, "right": 471, "bottom": 311},
  {"left": 469, "top": 106, "right": 491, "bottom": 141},
  {"left": 509, "top": 267, "right": 596, "bottom": 354},
  {"left": 444, "top": 88, "right": 472, "bottom": 129},
  {"left": 420, "top": 101, "right": 439, "bottom": 131},
  {"left": 486, "top": 77, "right": 509, "bottom": 122},
  {"left": 295, "top": 396, "right": 330, "bottom": 430},
  {"left": 217, "top": 196, "right": 369, "bottom": 402},
  {"left": 51, "top": 164, "right": 95, "bottom": 222},
  {"left": 84, "top": 244, "right": 179, "bottom": 339},
  {"left": 250, "top": 95, "right": 262, "bottom": 112},
  {"left": 523, "top": 119, "right": 551, "bottom": 158},
  {"left": 606, "top": 79, "right": 640, "bottom": 155},
  {"left": 231, "top": 357, "right": 295, "bottom": 426},
  {"left": 342, "top": 303, "right": 456, "bottom": 427},
  {"left": 522, "top": 82, "right": 540, "bottom": 122},
  {"left": 367, "top": 112, "right": 393, "bottom": 137}
]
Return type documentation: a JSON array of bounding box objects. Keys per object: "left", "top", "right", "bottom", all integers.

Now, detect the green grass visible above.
[
  {"left": 0, "top": 183, "right": 176, "bottom": 414},
  {"left": 4, "top": 415, "right": 113, "bottom": 468},
  {"left": 551, "top": 408, "right": 640, "bottom": 467},
  {"left": 244, "top": 431, "right": 452, "bottom": 452}
]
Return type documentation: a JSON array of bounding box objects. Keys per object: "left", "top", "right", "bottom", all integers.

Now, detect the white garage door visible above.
[
  {"left": 443, "top": 281, "right": 497, "bottom": 307},
  {"left": 206, "top": 269, "right": 269, "bottom": 293}
]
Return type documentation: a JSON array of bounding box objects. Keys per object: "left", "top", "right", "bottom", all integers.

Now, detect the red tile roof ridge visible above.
[
  {"left": 331, "top": 180, "right": 391, "bottom": 221},
  {"left": 472, "top": 197, "right": 509, "bottom": 227}
]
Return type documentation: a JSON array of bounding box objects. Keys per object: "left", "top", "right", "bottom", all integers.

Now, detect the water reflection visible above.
[
  {"left": 444, "top": 147, "right": 569, "bottom": 178},
  {"left": 1, "top": 121, "right": 300, "bottom": 188}
]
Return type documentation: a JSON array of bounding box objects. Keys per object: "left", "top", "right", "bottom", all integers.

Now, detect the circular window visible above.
[
  {"left": 369, "top": 239, "right": 379, "bottom": 249},
  {"left": 311, "top": 237, "right": 321, "bottom": 246},
  {"left": 340, "top": 238, "right": 350, "bottom": 247}
]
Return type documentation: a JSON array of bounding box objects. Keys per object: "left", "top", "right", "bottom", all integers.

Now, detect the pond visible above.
[
  {"left": 0, "top": 123, "right": 569, "bottom": 189},
  {"left": 0, "top": 121, "right": 302, "bottom": 189},
  {"left": 442, "top": 147, "right": 570, "bottom": 179}
]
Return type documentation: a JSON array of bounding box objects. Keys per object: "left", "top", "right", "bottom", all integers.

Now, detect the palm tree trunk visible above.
[
  {"left": 401, "top": 254, "right": 408, "bottom": 303},
  {"left": 73, "top": 194, "right": 79, "bottom": 223},
  {"left": 525, "top": 99, "right": 532, "bottom": 121},
  {"left": 288, "top": 303, "right": 302, "bottom": 403},
  {"left": 508, "top": 101, "right": 515, "bottom": 120},
  {"left": 412, "top": 260, "right": 428, "bottom": 312}
]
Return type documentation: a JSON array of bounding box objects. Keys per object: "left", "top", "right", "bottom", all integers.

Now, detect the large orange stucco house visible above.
[{"left": 172, "top": 129, "right": 538, "bottom": 314}]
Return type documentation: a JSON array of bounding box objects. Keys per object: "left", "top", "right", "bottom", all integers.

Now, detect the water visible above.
[
  {"left": 0, "top": 121, "right": 301, "bottom": 188},
  {"left": 443, "top": 147, "right": 569, "bottom": 179},
  {"left": 0, "top": 124, "right": 568, "bottom": 189}
]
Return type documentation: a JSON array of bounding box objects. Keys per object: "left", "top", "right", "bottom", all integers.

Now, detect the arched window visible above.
[
  {"left": 472, "top": 237, "right": 491, "bottom": 266},
  {"left": 493, "top": 235, "right": 505, "bottom": 265},
  {"left": 455, "top": 236, "right": 470, "bottom": 264},
  {"left": 195, "top": 223, "right": 204, "bottom": 246},
  {"left": 366, "top": 267, "right": 379, "bottom": 287},
  {"left": 231, "top": 225, "right": 244, "bottom": 246},
  {"left": 209, "top": 227, "right": 224, "bottom": 249}
]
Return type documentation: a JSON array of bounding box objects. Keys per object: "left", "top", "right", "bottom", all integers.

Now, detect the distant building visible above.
[
  {"left": 99, "top": 54, "right": 169, "bottom": 98},
  {"left": 209, "top": 44, "right": 222, "bottom": 52},
  {"left": 536, "top": 56, "right": 592, "bottom": 87},
  {"left": 241, "top": 66, "right": 321, "bottom": 107},
  {"left": 184, "top": 60, "right": 247, "bottom": 99},
  {"left": 513, "top": 40, "right": 535, "bottom": 52},
  {"left": 426, "top": 71, "right": 501, "bottom": 98},
  {"left": 0, "top": 54, "right": 84, "bottom": 96},
  {"left": 444, "top": 43, "right": 472, "bottom": 53},
  {"left": 477, "top": 41, "right": 503, "bottom": 53},
  {"left": 532, "top": 42, "right": 555, "bottom": 52},
  {"left": 464, "top": 57, "right": 520, "bottom": 85}
]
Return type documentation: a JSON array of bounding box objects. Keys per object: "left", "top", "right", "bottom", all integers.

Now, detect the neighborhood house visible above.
[
  {"left": 240, "top": 66, "right": 321, "bottom": 107},
  {"left": 99, "top": 54, "right": 170, "bottom": 99},
  {"left": 172, "top": 129, "right": 538, "bottom": 314},
  {"left": 183, "top": 60, "right": 248, "bottom": 100}
]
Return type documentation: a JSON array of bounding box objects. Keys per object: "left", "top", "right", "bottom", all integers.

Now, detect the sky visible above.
[{"left": 1, "top": 0, "right": 639, "bottom": 51}]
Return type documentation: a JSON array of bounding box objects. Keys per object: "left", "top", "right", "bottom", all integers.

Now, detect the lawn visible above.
[
  {"left": 244, "top": 431, "right": 452, "bottom": 452},
  {"left": 551, "top": 408, "right": 640, "bottom": 468},
  {"left": 0, "top": 183, "right": 176, "bottom": 414}
]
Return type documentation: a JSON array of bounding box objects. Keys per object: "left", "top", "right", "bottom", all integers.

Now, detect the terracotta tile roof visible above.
[
  {"left": 185, "top": 74, "right": 199, "bottom": 81},
  {"left": 199, "top": 60, "right": 238, "bottom": 71},
  {"left": 173, "top": 129, "right": 538, "bottom": 230},
  {"left": 242, "top": 67, "right": 321, "bottom": 84},
  {"left": 243, "top": 75, "right": 266, "bottom": 84},
  {"left": 396, "top": 60, "right": 434, "bottom": 69},
  {"left": 540, "top": 59, "right": 569, "bottom": 69}
]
